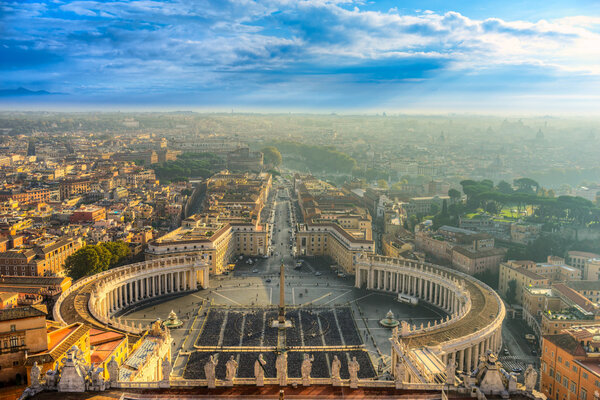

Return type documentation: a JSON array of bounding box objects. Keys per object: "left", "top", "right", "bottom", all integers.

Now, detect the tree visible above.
[
  {"left": 64, "top": 241, "right": 131, "bottom": 280},
  {"left": 377, "top": 179, "right": 388, "bottom": 189},
  {"left": 448, "top": 189, "right": 461, "bottom": 203},
  {"left": 261, "top": 146, "right": 282, "bottom": 166},
  {"left": 506, "top": 279, "right": 518, "bottom": 304},
  {"left": 64, "top": 246, "right": 101, "bottom": 280},
  {"left": 497, "top": 180, "right": 513, "bottom": 194}
]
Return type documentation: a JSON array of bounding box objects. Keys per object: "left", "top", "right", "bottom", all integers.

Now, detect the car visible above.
[
  {"left": 512, "top": 367, "right": 522, "bottom": 374},
  {"left": 531, "top": 349, "right": 537, "bottom": 355},
  {"left": 503, "top": 349, "right": 509, "bottom": 355},
  {"left": 315, "top": 272, "right": 322, "bottom": 276},
  {"left": 252, "top": 269, "right": 258, "bottom": 273},
  {"left": 265, "top": 278, "right": 272, "bottom": 283}
]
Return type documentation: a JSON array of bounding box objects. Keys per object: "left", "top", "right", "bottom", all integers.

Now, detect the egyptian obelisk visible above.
[{"left": 278, "top": 261, "right": 285, "bottom": 324}]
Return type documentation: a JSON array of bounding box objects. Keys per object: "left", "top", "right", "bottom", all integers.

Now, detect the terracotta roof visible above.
[
  {"left": 25, "top": 323, "right": 90, "bottom": 365},
  {"left": 544, "top": 334, "right": 587, "bottom": 356},
  {"left": 0, "top": 304, "right": 47, "bottom": 321},
  {"left": 553, "top": 283, "right": 597, "bottom": 313}
]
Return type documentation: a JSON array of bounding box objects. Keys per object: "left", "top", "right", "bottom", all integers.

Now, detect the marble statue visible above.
[
  {"left": 446, "top": 360, "right": 457, "bottom": 385},
  {"left": 58, "top": 346, "right": 87, "bottom": 392},
  {"left": 204, "top": 354, "right": 218, "bottom": 389},
  {"left": 254, "top": 354, "right": 267, "bottom": 387},
  {"left": 349, "top": 356, "right": 360, "bottom": 389},
  {"left": 161, "top": 357, "right": 172, "bottom": 382},
  {"left": 524, "top": 364, "right": 538, "bottom": 392},
  {"left": 225, "top": 355, "right": 238, "bottom": 385},
  {"left": 90, "top": 366, "right": 105, "bottom": 391},
  {"left": 44, "top": 365, "right": 59, "bottom": 390},
  {"left": 394, "top": 360, "right": 406, "bottom": 389},
  {"left": 276, "top": 352, "right": 288, "bottom": 386},
  {"left": 30, "top": 362, "right": 41, "bottom": 388},
  {"left": 107, "top": 355, "right": 119, "bottom": 385},
  {"left": 331, "top": 355, "right": 342, "bottom": 386},
  {"left": 301, "top": 354, "right": 314, "bottom": 386}
]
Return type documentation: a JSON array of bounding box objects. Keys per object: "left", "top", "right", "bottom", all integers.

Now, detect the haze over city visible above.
[{"left": 1, "top": 2, "right": 600, "bottom": 400}]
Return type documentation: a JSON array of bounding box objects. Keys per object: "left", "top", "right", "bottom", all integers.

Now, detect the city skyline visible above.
[{"left": 2, "top": 0, "right": 600, "bottom": 113}]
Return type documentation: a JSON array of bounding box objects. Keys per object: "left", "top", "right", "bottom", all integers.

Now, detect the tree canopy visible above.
[
  {"left": 261, "top": 146, "right": 282, "bottom": 166},
  {"left": 65, "top": 241, "right": 131, "bottom": 280}
]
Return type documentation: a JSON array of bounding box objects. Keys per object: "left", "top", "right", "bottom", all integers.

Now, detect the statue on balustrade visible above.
[
  {"left": 107, "top": 356, "right": 119, "bottom": 385},
  {"left": 225, "top": 355, "right": 238, "bottom": 386},
  {"left": 254, "top": 354, "right": 267, "bottom": 387},
  {"left": 301, "top": 354, "right": 314, "bottom": 386},
  {"left": 276, "top": 352, "right": 288, "bottom": 386},
  {"left": 524, "top": 364, "right": 538, "bottom": 392},
  {"left": 394, "top": 359, "right": 406, "bottom": 389},
  {"left": 446, "top": 359, "right": 457, "bottom": 385},
  {"left": 204, "top": 354, "right": 218, "bottom": 389},
  {"left": 331, "top": 355, "right": 342, "bottom": 386},
  {"left": 30, "top": 362, "right": 41, "bottom": 388},
  {"left": 161, "top": 357, "right": 172, "bottom": 382},
  {"left": 349, "top": 356, "right": 360, "bottom": 389}
]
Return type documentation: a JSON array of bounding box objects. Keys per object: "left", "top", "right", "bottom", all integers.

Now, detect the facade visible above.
[
  {"left": 498, "top": 261, "right": 550, "bottom": 305},
  {"left": 25, "top": 322, "right": 91, "bottom": 377},
  {"left": 0, "top": 188, "right": 55, "bottom": 205},
  {"left": 0, "top": 305, "right": 48, "bottom": 384},
  {"left": 70, "top": 206, "right": 107, "bottom": 223},
  {"left": 401, "top": 195, "right": 450, "bottom": 216},
  {"left": 0, "top": 237, "right": 83, "bottom": 277},
  {"left": 541, "top": 326, "right": 600, "bottom": 400},
  {"left": 226, "top": 148, "right": 264, "bottom": 172},
  {"left": 296, "top": 223, "right": 374, "bottom": 274},
  {"left": 567, "top": 251, "right": 600, "bottom": 281}
]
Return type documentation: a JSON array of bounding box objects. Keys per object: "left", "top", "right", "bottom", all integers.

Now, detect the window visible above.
[
  {"left": 10, "top": 337, "right": 19, "bottom": 347},
  {"left": 583, "top": 372, "right": 589, "bottom": 379},
  {"left": 550, "top": 368, "right": 555, "bottom": 378},
  {"left": 571, "top": 381, "right": 577, "bottom": 393},
  {"left": 10, "top": 325, "right": 15, "bottom": 332},
  {"left": 573, "top": 365, "right": 578, "bottom": 372},
  {"left": 564, "top": 377, "right": 568, "bottom": 387},
  {"left": 581, "top": 388, "right": 587, "bottom": 400},
  {"left": 558, "top": 356, "right": 563, "bottom": 363},
  {"left": 565, "top": 361, "right": 570, "bottom": 367}
]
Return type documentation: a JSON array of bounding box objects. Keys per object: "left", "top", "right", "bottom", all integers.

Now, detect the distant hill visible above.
[{"left": 0, "top": 87, "right": 58, "bottom": 97}]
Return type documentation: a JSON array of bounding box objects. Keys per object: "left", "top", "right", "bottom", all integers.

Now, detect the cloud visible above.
[{"left": 0, "top": 0, "right": 599, "bottom": 109}]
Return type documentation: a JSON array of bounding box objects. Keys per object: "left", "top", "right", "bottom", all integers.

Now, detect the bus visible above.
[{"left": 397, "top": 294, "right": 419, "bottom": 305}]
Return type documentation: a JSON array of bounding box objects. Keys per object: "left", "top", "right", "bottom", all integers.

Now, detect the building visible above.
[
  {"left": 541, "top": 326, "right": 600, "bottom": 400},
  {"left": 0, "top": 237, "right": 84, "bottom": 276},
  {"left": 0, "top": 188, "right": 55, "bottom": 205},
  {"left": 499, "top": 261, "right": 551, "bottom": 305},
  {"left": 226, "top": 148, "right": 263, "bottom": 172},
  {"left": 401, "top": 195, "right": 450, "bottom": 216},
  {"left": 24, "top": 322, "right": 91, "bottom": 378},
  {"left": 416, "top": 226, "right": 505, "bottom": 275},
  {"left": 0, "top": 292, "right": 19, "bottom": 309},
  {"left": 0, "top": 305, "right": 48, "bottom": 384},
  {"left": 89, "top": 328, "right": 128, "bottom": 381},
  {"left": 70, "top": 206, "right": 107, "bottom": 223},
  {"left": 499, "top": 258, "right": 582, "bottom": 306},
  {"left": 567, "top": 251, "right": 600, "bottom": 281},
  {"left": 539, "top": 283, "right": 600, "bottom": 336}
]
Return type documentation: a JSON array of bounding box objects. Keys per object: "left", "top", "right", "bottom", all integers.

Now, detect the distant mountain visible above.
[{"left": 0, "top": 87, "right": 58, "bottom": 97}]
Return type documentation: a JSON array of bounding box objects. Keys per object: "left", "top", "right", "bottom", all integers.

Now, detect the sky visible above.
[{"left": 1, "top": 0, "right": 600, "bottom": 113}]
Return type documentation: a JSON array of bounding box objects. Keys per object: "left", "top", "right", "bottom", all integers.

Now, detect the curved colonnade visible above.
[
  {"left": 54, "top": 256, "right": 210, "bottom": 335},
  {"left": 354, "top": 254, "right": 505, "bottom": 375}
]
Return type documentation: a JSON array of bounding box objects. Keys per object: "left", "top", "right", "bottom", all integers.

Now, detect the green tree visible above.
[
  {"left": 64, "top": 246, "right": 101, "bottom": 280},
  {"left": 448, "top": 188, "right": 461, "bottom": 203},
  {"left": 497, "top": 180, "right": 513, "bottom": 194},
  {"left": 261, "top": 146, "right": 282, "bottom": 166},
  {"left": 377, "top": 179, "right": 388, "bottom": 189}
]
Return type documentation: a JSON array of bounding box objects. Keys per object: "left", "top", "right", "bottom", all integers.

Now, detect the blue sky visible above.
[{"left": 1, "top": 0, "right": 600, "bottom": 113}]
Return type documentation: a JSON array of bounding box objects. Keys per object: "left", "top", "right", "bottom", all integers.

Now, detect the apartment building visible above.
[
  {"left": 0, "top": 237, "right": 84, "bottom": 276},
  {"left": 541, "top": 326, "right": 600, "bottom": 400}
]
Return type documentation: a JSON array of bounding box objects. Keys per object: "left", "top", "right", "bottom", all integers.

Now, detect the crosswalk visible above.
[{"left": 498, "top": 356, "right": 526, "bottom": 373}]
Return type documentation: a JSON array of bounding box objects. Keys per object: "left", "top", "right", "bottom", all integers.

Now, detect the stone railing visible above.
[
  {"left": 356, "top": 254, "right": 505, "bottom": 355},
  {"left": 356, "top": 254, "right": 472, "bottom": 337},
  {"left": 54, "top": 255, "right": 205, "bottom": 329}
]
